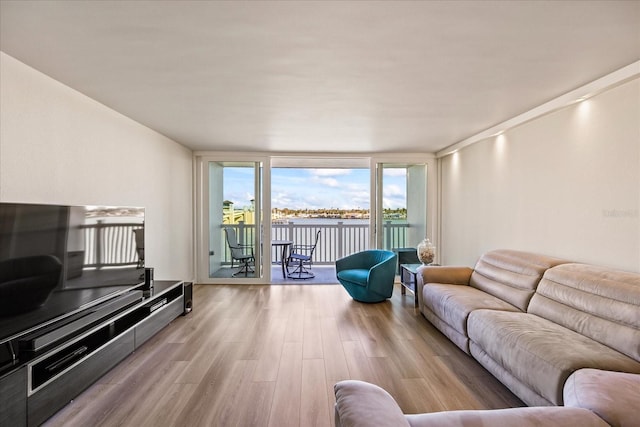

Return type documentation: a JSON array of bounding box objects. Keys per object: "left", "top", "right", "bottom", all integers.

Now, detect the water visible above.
[
  {"left": 275, "top": 218, "right": 368, "bottom": 225},
  {"left": 275, "top": 218, "right": 407, "bottom": 225}
]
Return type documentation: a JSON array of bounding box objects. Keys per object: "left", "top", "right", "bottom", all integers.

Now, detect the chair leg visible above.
[
  {"left": 287, "top": 258, "right": 314, "bottom": 279},
  {"left": 232, "top": 263, "right": 246, "bottom": 277},
  {"left": 232, "top": 258, "right": 255, "bottom": 277}
]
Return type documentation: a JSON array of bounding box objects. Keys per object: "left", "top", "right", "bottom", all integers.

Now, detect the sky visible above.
[{"left": 223, "top": 167, "right": 406, "bottom": 210}]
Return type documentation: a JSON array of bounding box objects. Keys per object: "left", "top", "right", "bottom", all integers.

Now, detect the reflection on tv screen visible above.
[{"left": 0, "top": 203, "right": 144, "bottom": 341}]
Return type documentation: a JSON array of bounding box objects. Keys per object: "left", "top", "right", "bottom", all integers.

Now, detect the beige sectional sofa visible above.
[
  {"left": 333, "top": 249, "right": 640, "bottom": 426},
  {"left": 417, "top": 249, "right": 640, "bottom": 406}
]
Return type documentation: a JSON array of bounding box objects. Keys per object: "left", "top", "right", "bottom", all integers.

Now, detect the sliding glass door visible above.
[
  {"left": 195, "top": 155, "right": 436, "bottom": 283},
  {"left": 196, "top": 157, "right": 265, "bottom": 283},
  {"left": 374, "top": 162, "right": 428, "bottom": 252}
]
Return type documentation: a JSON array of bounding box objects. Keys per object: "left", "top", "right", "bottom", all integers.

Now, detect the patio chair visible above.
[
  {"left": 287, "top": 230, "right": 320, "bottom": 279},
  {"left": 224, "top": 227, "right": 255, "bottom": 277},
  {"left": 336, "top": 249, "right": 397, "bottom": 303}
]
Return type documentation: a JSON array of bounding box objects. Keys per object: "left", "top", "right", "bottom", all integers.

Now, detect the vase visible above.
[{"left": 417, "top": 238, "right": 435, "bottom": 265}]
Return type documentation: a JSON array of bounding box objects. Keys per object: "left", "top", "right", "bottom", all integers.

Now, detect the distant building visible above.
[{"left": 223, "top": 200, "right": 255, "bottom": 224}]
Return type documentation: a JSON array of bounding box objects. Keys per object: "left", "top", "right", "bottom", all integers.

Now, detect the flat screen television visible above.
[{"left": 0, "top": 202, "right": 145, "bottom": 358}]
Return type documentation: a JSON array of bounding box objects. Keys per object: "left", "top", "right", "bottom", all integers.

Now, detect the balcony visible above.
[
  {"left": 221, "top": 220, "right": 411, "bottom": 267},
  {"left": 221, "top": 221, "right": 411, "bottom": 265},
  {"left": 78, "top": 220, "right": 414, "bottom": 283}
]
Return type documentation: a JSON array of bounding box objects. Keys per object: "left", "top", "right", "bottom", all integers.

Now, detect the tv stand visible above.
[
  {"left": 0, "top": 280, "right": 186, "bottom": 427},
  {"left": 19, "top": 290, "right": 144, "bottom": 353}
]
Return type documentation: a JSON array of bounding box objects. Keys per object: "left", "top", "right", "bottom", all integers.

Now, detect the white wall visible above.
[
  {"left": 0, "top": 52, "right": 194, "bottom": 281},
  {"left": 440, "top": 77, "right": 640, "bottom": 272}
]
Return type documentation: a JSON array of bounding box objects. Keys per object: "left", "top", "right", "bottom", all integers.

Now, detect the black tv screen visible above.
[{"left": 0, "top": 202, "right": 145, "bottom": 346}]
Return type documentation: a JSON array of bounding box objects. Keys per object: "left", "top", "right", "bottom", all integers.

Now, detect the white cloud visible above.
[
  {"left": 309, "top": 169, "right": 352, "bottom": 177},
  {"left": 271, "top": 192, "right": 295, "bottom": 207},
  {"left": 229, "top": 166, "right": 408, "bottom": 211},
  {"left": 317, "top": 177, "right": 340, "bottom": 187},
  {"left": 384, "top": 184, "right": 404, "bottom": 196}
]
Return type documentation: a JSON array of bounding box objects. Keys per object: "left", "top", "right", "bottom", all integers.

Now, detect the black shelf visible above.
[{"left": 0, "top": 280, "right": 186, "bottom": 427}]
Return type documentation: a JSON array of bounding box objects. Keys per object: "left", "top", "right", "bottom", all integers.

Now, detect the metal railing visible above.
[
  {"left": 223, "top": 221, "right": 411, "bottom": 265},
  {"left": 80, "top": 220, "right": 410, "bottom": 269},
  {"left": 81, "top": 221, "right": 143, "bottom": 268}
]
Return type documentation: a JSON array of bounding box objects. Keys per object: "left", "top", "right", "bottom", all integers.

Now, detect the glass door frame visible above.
[
  {"left": 194, "top": 153, "right": 438, "bottom": 283},
  {"left": 370, "top": 155, "right": 439, "bottom": 261},
  {"left": 195, "top": 154, "right": 271, "bottom": 284}
]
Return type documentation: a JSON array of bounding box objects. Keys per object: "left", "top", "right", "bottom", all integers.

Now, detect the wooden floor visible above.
[{"left": 44, "top": 283, "right": 523, "bottom": 427}]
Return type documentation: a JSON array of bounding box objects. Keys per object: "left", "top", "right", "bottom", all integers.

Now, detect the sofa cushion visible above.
[
  {"left": 469, "top": 250, "right": 568, "bottom": 311},
  {"left": 467, "top": 309, "right": 640, "bottom": 405},
  {"left": 405, "top": 407, "right": 608, "bottom": 427},
  {"left": 423, "top": 283, "right": 520, "bottom": 335},
  {"left": 529, "top": 263, "right": 640, "bottom": 362},
  {"left": 470, "top": 342, "right": 552, "bottom": 406},
  {"left": 422, "top": 307, "right": 471, "bottom": 352},
  {"left": 564, "top": 369, "right": 640, "bottom": 427}
]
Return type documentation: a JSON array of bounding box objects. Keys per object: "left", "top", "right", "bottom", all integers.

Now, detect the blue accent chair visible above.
[{"left": 336, "top": 250, "right": 398, "bottom": 303}]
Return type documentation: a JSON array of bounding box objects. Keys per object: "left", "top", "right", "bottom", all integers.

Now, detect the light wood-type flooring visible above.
[{"left": 44, "top": 283, "right": 523, "bottom": 427}]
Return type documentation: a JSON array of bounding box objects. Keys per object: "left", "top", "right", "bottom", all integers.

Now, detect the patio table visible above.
[{"left": 271, "top": 240, "right": 293, "bottom": 278}]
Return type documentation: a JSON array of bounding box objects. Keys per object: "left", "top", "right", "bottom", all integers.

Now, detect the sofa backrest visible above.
[
  {"left": 529, "top": 263, "right": 640, "bottom": 362},
  {"left": 469, "top": 250, "right": 569, "bottom": 311}
]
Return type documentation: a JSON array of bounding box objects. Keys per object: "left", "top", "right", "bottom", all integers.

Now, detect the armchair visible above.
[{"left": 336, "top": 250, "right": 397, "bottom": 303}]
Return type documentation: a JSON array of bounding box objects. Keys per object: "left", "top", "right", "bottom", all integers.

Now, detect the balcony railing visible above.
[
  {"left": 223, "top": 221, "right": 411, "bottom": 265},
  {"left": 81, "top": 221, "right": 143, "bottom": 268},
  {"left": 80, "top": 220, "right": 410, "bottom": 270}
]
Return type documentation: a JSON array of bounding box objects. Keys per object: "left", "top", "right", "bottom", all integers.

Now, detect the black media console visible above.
[{"left": 0, "top": 280, "right": 187, "bottom": 427}]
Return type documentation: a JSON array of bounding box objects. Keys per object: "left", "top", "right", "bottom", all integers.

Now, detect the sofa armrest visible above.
[
  {"left": 564, "top": 368, "right": 640, "bottom": 427},
  {"left": 417, "top": 265, "right": 473, "bottom": 285},
  {"left": 334, "top": 380, "right": 410, "bottom": 427},
  {"left": 416, "top": 266, "right": 473, "bottom": 309}
]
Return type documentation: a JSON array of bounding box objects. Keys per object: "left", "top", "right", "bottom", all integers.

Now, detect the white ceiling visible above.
[{"left": 1, "top": 1, "right": 639, "bottom": 154}]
